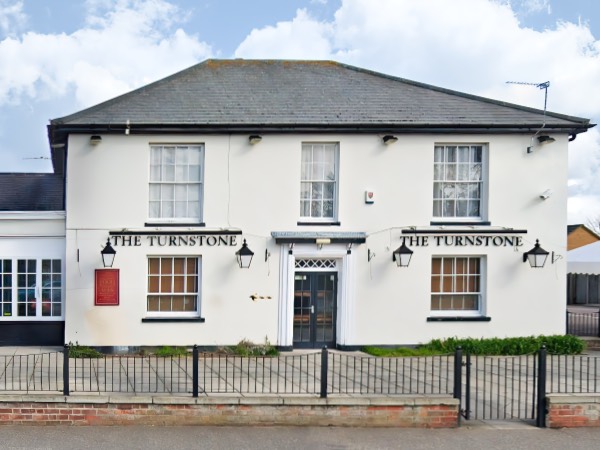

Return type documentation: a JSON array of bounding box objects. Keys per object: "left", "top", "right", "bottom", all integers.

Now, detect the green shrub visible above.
[
  {"left": 422, "top": 335, "right": 583, "bottom": 355},
  {"left": 363, "top": 335, "right": 584, "bottom": 357},
  {"left": 68, "top": 342, "right": 103, "bottom": 358},
  {"left": 153, "top": 346, "right": 189, "bottom": 357}
]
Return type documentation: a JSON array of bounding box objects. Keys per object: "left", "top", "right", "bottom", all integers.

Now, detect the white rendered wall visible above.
[{"left": 65, "top": 133, "right": 567, "bottom": 346}]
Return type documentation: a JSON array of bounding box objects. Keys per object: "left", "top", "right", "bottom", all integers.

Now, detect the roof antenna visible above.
[{"left": 506, "top": 81, "right": 552, "bottom": 153}]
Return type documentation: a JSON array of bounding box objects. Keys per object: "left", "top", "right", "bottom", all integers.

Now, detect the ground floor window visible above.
[
  {"left": 431, "top": 256, "right": 482, "bottom": 315},
  {"left": 147, "top": 256, "right": 200, "bottom": 316},
  {"left": 0, "top": 258, "right": 62, "bottom": 319}
]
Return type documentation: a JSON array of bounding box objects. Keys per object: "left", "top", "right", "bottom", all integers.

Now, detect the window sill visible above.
[
  {"left": 427, "top": 316, "right": 491, "bottom": 322},
  {"left": 141, "top": 317, "right": 205, "bottom": 323},
  {"left": 145, "top": 222, "right": 205, "bottom": 227},
  {"left": 297, "top": 221, "right": 341, "bottom": 226},
  {"left": 430, "top": 221, "right": 491, "bottom": 226}
]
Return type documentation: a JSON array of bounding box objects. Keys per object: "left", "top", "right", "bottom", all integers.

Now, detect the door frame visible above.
[{"left": 277, "top": 243, "right": 356, "bottom": 349}]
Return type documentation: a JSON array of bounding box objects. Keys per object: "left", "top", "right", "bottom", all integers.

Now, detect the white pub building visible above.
[{"left": 18, "top": 59, "right": 591, "bottom": 350}]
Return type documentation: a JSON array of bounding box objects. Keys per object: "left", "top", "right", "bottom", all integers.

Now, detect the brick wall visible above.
[
  {"left": 0, "top": 395, "right": 458, "bottom": 427},
  {"left": 547, "top": 394, "right": 600, "bottom": 428}
]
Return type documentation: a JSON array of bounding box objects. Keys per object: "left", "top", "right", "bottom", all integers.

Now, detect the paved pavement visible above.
[{"left": 2, "top": 424, "right": 600, "bottom": 449}]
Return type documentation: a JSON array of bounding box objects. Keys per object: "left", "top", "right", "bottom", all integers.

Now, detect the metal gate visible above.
[{"left": 457, "top": 348, "right": 547, "bottom": 427}]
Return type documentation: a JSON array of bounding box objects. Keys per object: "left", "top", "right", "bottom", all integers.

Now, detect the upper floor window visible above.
[
  {"left": 433, "top": 145, "right": 484, "bottom": 220},
  {"left": 300, "top": 143, "right": 339, "bottom": 221},
  {"left": 149, "top": 145, "right": 204, "bottom": 222}
]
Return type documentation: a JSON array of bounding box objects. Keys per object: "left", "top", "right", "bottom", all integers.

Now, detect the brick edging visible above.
[
  {"left": 0, "top": 394, "right": 459, "bottom": 427},
  {"left": 546, "top": 394, "right": 600, "bottom": 428}
]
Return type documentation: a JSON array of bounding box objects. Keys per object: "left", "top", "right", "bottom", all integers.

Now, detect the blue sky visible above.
[{"left": 0, "top": 0, "right": 599, "bottom": 222}]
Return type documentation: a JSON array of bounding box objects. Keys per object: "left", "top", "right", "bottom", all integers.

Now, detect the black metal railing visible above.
[
  {"left": 566, "top": 310, "right": 600, "bottom": 337},
  {"left": 70, "top": 353, "right": 193, "bottom": 394},
  {"left": 0, "top": 351, "right": 62, "bottom": 392},
  {"left": 326, "top": 351, "right": 455, "bottom": 396},
  {"left": 196, "top": 350, "right": 322, "bottom": 395},
  {"left": 460, "top": 352, "right": 539, "bottom": 422},
  {"left": 0, "top": 344, "right": 598, "bottom": 427},
  {"left": 547, "top": 354, "right": 600, "bottom": 394}
]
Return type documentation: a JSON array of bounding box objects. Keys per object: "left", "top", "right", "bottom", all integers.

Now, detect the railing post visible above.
[
  {"left": 464, "top": 353, "right": 471, "bottom": 420},
  {"left": 453, "top": 346, "right": 462, "bottom": 423},
  {"left": 320, "top": 346, "right": 328, "bottom": 398},
  {"left": 536, "top": 345, "right": 547, "bottom": 428},
  {"left": 192, "top": 345, "right": 199, "bottom": 398},
  {"left": 597, "top": 309, "right": 600, "bottom": 338},
  {"left": 63, "top": 344, "right": 70, "bottom": 396}
]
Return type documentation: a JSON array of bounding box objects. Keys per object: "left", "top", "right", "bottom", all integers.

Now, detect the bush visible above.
[
  {"left": 422, "top": 335, "right": 584, "bottom": 355},
  {"left": 68, "top": 342, "right": 103, "bottom": 358},
  {"left": 362, "top": 335, "right": 584, "bottom": 357},
  {"left": 153, "top": 346, "right": 189, "bottom": 357}
]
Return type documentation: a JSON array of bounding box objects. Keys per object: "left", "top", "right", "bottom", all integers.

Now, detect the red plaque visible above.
[{"left": 95, "top": 269, "right": 120, "bottom": 306}]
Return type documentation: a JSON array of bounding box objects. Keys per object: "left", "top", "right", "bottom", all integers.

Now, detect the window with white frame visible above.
[
  {"left": 0, "top": 260, "right": 12, "bottom": 317},
  {"left": 0, "top": 258, "right": 63, "bottom": 320},
  {"left": 147, "top": 256, "right": 200, "bottom": 316},
  {"left": 433, "top": 145, "right": 484, "bottom": 220},
  {"left": 300, "top": 143, "right": 339, "bottom": 221},
  {"left": 431, "top": 256, "right": 483, "bottom": 315},
  {"left": 149, "top": 145, "right": 204, "bottom": 222}
]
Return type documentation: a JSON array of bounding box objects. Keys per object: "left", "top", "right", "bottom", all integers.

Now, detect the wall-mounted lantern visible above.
[
  {"left": 249, "top": 135, "right": 262, "bottom": 145},
  {"left": 101, "top": 238, "right": 117, "bottom": 268},
  {"left": 236, "top": 239, "right": 254, "bottom": 269},
  {"left": 523, "top": 239, "right": 549, "bottom": 268},
  {"left": 382, "top": 135, "right": 398, "bottom": 145},
  {"left": 90, "top": 135, "right": 102, "bottom": 145},
  {"left": 392, "top": 243, "right": 413, "bottom": 267},
  {"left": 537, "top": 135, "right": 555, "bottom": 145}
]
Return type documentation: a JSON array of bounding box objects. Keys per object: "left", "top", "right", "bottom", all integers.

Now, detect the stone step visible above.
[{"left": 581, "top": 337, "right": 600, "bottom": 350}]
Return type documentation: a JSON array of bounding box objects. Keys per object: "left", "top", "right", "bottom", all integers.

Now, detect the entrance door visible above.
[{"left": 293, "top": 272, "right": 337, "bottom": 348}]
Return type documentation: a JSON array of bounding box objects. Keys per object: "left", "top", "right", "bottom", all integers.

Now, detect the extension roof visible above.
[
  {"left": 568, "top": 224, "right": 600, "bottom": 238},
  {"left": 0, "top": 173, "right": 64, "bottom": 211},
  {"left": 48, "top": 59, "right": 593, "bottom": 144}
]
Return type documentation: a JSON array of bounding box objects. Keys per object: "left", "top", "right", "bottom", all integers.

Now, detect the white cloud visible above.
[
  {"left": 0, "top": 0, "right": 212, "bottom": 108},
  {"left": 0, "top": 0, "right": 26, "bottom": 37},
  {"left": 234, "top": 0, "right": 600, "bottom": 223},
  {"left": 235, "top": 9, "right": 333, "bottom": 60}
]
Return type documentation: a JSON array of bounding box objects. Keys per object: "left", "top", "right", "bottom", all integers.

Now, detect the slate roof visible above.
[
  {"left": 49, "top": 59, "right": 592, "bottom": 136},
  {"left": 0, "top": 173, "right": 64, "bottom": 211}
]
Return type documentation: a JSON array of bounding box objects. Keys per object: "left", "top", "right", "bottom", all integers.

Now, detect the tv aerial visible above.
[
  {"left": 506, "top": 80, "right": 552, "bottom": 153},
  {"left": 506, "top": 80, "right": 550, "bottom": 112}
]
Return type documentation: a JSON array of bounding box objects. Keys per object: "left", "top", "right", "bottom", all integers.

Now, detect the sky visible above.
[{"left": 0, "top": 0, "right": 599, "bottom": 224}]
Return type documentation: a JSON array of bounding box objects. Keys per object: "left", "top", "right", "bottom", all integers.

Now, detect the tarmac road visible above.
[{"left": 2, "top": 423, "right": 600, "bottom": 450}]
